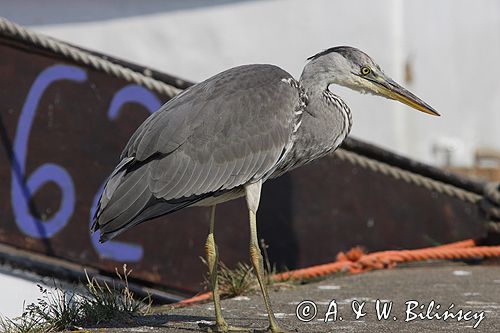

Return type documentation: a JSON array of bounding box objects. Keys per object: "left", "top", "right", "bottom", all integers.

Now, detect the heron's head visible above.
[{"left": 305, "top": 46, "right": 439, "bottom": 116}]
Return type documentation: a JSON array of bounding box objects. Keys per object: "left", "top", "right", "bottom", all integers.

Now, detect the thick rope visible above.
[
  {"left": 0, "top": 17, "right": 180, "bottom": 98},
  {"left": 486, "top": 221, "right": 500, "bottom": 233},
  {"left": 482, "top": 182, "right": 500, "bottom": 221},
  {"left": 275, "top": 239, "right": 500, "bottom": 280},
  {"left": 333, "top": 149, "right": 482, "bottom": 204},
  {"left": 177, "top": 239, "right": 500, "bottom": 306}
]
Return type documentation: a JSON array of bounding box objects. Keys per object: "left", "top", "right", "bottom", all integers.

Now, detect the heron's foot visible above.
[{"left": 198, "top": 321, "right": 250, "bottom": 332}]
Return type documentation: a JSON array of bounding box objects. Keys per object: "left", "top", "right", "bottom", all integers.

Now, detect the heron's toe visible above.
[
  {"left": 198, "top": 321, "right": 250, "bottom": 332},
  {"left": 225, "top": 326, "right": 251, "bottom": 332},
  {"left": 254, "top": 325, "right": 290, "bottom": 333}
]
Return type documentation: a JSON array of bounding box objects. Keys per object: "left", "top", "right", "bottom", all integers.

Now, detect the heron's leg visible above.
[
  {"left": 245, "top": 181, "right": 287, "bottom": 333},
  {"left": 203, "top": 205, "right": 248, "bottom": 333},
  {"left": 205, "top": 205, "right": 227, "bottom": 330}
]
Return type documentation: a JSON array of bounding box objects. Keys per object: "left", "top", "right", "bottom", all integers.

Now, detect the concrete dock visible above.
[{"left": 93, "top": 263, "right": 500, "bottom": 332}]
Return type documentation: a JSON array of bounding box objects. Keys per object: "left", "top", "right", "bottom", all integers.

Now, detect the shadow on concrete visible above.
[{"left": 93, "top": 313, "right": 268, "bottom": 331}]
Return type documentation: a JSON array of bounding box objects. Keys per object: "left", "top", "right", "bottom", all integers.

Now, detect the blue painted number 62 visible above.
[{"left": 11, "top": 64, "right": 161, "bottom": 262}]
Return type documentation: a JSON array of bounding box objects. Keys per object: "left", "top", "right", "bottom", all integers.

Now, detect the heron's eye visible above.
[{"left": 360, "top": 66, "right": 371, "bottom": 76}]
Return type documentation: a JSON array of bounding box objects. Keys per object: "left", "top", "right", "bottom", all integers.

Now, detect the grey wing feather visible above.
[
  {"left": 99, "top": 157, "right": 133, "bottom": 209},
  {"left": 93, "top": 64, "right": 299, "bottom": 241}
]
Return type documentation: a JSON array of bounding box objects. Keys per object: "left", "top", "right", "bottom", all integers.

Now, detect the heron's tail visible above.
[{"left": 92, "top": 158, "right": 199, "bottom": 242}]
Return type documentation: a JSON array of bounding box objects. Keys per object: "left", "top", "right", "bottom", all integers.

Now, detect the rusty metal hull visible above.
[{"left": 0, "top": 34, "right": 487, "bottom": 295}]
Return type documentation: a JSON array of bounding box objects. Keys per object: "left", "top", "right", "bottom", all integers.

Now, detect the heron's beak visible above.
[{"left": 371, "top": 76, "right": 440, "bottom": 116}]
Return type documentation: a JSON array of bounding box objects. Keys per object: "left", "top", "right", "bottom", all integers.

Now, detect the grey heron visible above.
[{"left": 92, "top": 46, "right": 439, "bottom": 332}]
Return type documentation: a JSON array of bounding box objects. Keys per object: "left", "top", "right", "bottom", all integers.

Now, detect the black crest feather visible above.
[{"left": 307, "top": 46, "right": 361, "bottom": 61}]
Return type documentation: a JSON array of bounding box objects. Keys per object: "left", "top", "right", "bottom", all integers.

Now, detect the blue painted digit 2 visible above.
[{"left": 89, "top": 84, "right": 161, "bottom": 262}]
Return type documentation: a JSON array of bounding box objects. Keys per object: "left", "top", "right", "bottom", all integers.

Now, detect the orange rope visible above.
[{"left": 176, "top": 239, "right": 500, "bottom": 306}]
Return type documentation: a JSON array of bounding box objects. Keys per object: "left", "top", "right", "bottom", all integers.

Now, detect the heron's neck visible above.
[
  {"left": 270, "top": 73, "right": 352, "bottom": 177},
  {"left": 293, "top": 67, "right": 352, "bottom": 162}
]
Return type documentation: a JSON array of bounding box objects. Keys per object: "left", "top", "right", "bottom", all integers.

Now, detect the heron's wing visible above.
[
  {"left": 125, "top": 64, "right": 299, "bottom": 199},
  {"left": 94, "top": 64, "right": 300, "bottom": 241}
]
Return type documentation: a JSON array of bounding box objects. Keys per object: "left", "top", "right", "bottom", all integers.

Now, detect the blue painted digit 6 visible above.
[
  {"left": 89, "top": 84, "right": 162, "bottom": 262},
  {"left": 11, "top": 65, "right": 86, "bottom": 238}
]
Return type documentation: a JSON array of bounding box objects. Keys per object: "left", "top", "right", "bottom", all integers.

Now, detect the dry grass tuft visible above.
[{"left": 0, "top": 265, "right": 150, "bottom": 333}]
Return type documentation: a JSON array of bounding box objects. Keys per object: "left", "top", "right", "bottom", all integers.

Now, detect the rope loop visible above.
[
  {"left": 479, "top": 182, "right": 500, "bottom": 227},
  {"left": 484, "top": 182, "right": 500, "bottom": 205},
  {"left": 486, "top": 221, "right": 500, "bottom": 233}
]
